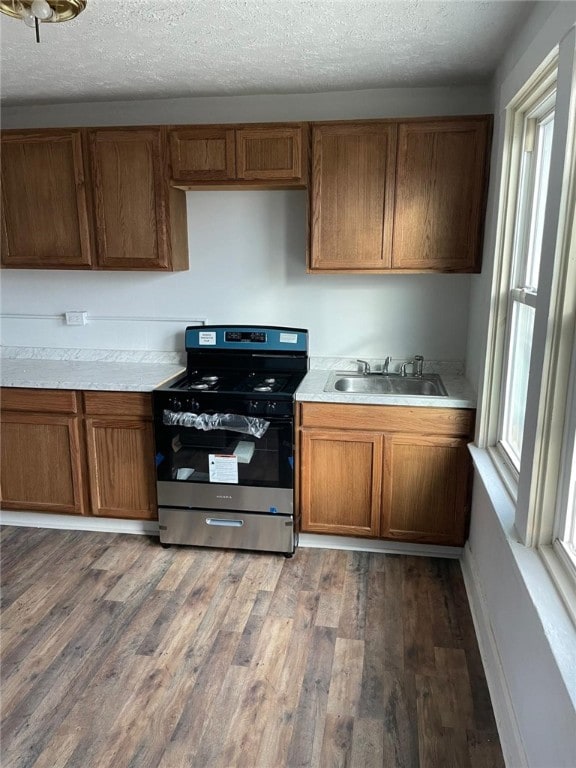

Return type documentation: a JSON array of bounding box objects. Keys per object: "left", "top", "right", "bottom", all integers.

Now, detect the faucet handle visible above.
[
  {"left": 383, "top": 356, "right": 391, "bottom": 373},
  {"left": 357, "top": 359, "right": 371, "bottom": 375},
  {"left": 414, "top": 355, "right": 424, "bottom": 377}
]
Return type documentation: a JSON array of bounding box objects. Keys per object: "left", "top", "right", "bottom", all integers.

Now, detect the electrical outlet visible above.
[{"left": 65, "top": 311, "right": 88, "bottom": 326}]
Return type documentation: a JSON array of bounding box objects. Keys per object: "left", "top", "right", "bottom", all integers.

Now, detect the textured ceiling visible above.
[{"left": 0, "top": 0, "right": 535, "bottom": 107}]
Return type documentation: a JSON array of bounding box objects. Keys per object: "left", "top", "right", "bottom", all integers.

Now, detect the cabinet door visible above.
[
  {"left": 300, "top": 429, "right": 382, "bottom": 536},
  {"left": 169, "top": 127, "right": 236, "bottom": 182},
  {"left": 392, "top": 118, "right": 490, "bottom": 272},
  {"left": 89, "top": 128, "right": 169, "bottom": 269},
  {"left": 382, "top": 434, "right": 470, "bottom": 546},
  {"left": 0, "top": 411, "right": 85, "bottom": 514},
  {"left": 309, "top": 122, "right": 397, "bottom": 270},
  {"left": 85, "top": 414, "right": 157, "bottom": 520},
  {"left": 1, "top": 130, "right": 93, "bottom": 268},
  {"left": 236, "top": 126, "right": 305, "bottom": 182}
]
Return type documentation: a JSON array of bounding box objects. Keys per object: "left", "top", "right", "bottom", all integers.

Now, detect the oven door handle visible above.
[{"left": 206, "top": 518, "right": 244, "bottom": 528}]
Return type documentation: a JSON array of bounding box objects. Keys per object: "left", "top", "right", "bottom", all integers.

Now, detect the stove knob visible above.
[
  {"left": 248, "top": 400, "right": 259, "bottom": 414},
  {"left": 267, "top": 401, "right": 277, "bottom": 414},
  {"left": 186, "top": 399, "right": 199, "bottom": 412},
  {"left": 169, "top": 398, "right": 182, "bottom": 411}
]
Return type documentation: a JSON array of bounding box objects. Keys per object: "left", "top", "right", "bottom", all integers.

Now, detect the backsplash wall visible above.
[{"left": 1, "top": 190, "right": 472, "bottom": 361}]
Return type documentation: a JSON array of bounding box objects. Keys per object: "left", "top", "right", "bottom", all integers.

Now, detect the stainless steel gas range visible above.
[{"left": 152, "top": 325, "right": 309, "bottom": 555}]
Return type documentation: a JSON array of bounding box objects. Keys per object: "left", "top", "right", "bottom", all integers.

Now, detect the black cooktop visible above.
[{"left": 168, "top": 370, "right": 303, "bottom": 397}]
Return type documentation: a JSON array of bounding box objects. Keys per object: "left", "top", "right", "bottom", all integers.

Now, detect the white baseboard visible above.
[
  {"left": 0, "top": 510, "right": 461, "bottom": 558},
  {"left": 0, "top": 510, "right": 158, "bottom": 536},
  {"left": 299, "top": 533, "right": 462, "bottom": 558},
  {"left": 461, "top": 543, "right": 528, "bottom": 768}
]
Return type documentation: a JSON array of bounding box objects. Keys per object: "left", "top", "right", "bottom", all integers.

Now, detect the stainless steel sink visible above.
[{"left": 324, "top": 373, "right": 448, "bottom": 397}]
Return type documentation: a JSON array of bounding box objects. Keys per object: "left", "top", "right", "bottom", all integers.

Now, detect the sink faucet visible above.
[
  {"left": 400, "top": 355, "right": 424, "bottom": 377},
  {"left": 357, "top": 359, "right": 371, "bottom": 375}
]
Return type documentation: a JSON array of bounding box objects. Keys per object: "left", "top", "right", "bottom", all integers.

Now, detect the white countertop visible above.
[
  {"left": 0, "top": 348, "right": 477, "bottom": 405},
  {"left": 0, "top": 348, "right": 185, "bottom": 392},
  {"left": 296, "top": 368, "right": 477, "bottom": 408}
]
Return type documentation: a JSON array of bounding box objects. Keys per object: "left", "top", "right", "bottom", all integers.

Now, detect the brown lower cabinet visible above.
[
  {"left": 0, "top": 388, "right": 157, "bottom": 520},
  {"left": 298, "top": 402, "right": 474, "bottom": 546}
]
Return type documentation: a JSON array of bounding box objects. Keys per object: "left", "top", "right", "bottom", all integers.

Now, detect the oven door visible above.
[{"left": 154, "top": 409, "right": 295, "bottom": 515}]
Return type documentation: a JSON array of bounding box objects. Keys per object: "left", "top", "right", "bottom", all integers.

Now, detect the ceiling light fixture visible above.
[{"left": 0, "top": 0, "right": 87, "bottom": 43}]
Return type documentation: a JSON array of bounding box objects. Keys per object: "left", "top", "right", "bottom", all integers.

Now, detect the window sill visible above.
[{"left": 469, "top": 444, "right": 576, "bottom": 709}]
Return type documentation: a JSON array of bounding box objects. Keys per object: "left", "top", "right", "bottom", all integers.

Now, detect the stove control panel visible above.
[
  {"left": 166, "top": 396, "right": 199, "bottom": 413},
  {"left": 225, "top": 330, "right": 266, "bottom": 343},
  {"left": 248, "top": 399, "right": 292, "bottom": 417}
]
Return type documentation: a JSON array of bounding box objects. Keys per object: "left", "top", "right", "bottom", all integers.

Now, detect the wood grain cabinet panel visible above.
[
  {"left": 236, "top": 126, "right": 304, "bottom": 181},
  {"left": 300, "top": 429, "right": 382, "bottom": 537},
  {"left": 299, "top": 402, "right": 474, "bottom": 436},
  {"left": 310, "top": 122, "right": 397, "bottom": 270},
  {"left": 85, "top": 415, "right": 157, "bottom": 520},
  {"left": 83, "top": 391, "right": 157, "bottom": 520},
  {"left": 88, "top": 128, "right": 171, "bottom": 270},
  {"left": 169, "top": 127, "right": 236, "bottom": 182},
  {"left": 1, "top": 388, "right": 79, "bottom": 414},
  {"left": 1, "top": 388, "right": 157, "bottom": 521},
  {"left": 169, "top": 123, "right": 307, "bottom": 186},
  {"left": 0, "top": 409, "right": 84, "bottom": 515},
  {"left": 392, "top": 118, "right": 491, "bottom": 272},
  {"left": 382, "top": 434, "right": 470, "bottom": 546},
  {"left": 1, "top": 130, "right": 93, "bottom": 268},
  {"left": 298, "top": 403, "right": 474, "bottom": 546},
  {"left": 2, "top": 127, "right": 188, "bottom": 272},
  {"left": 308, "top": 115, "right": 491, "bottom": 273}
]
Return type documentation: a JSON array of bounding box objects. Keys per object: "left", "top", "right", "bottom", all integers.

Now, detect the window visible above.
[
  {"left": 481, "top": 44, "right": 576, "bottom": 614},
  {"left": 498, "top": 91, "right": 555, "bottom": 476},
  {"left": 551, "top": 220, "right": 576, "bottom": 593}
]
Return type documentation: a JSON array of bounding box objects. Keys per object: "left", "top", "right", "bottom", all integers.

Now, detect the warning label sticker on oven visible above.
[
  {"left": 209, "top": 454, "right": 239, "bottom": 484},
  {"left": 199, "top": 331, "right": 217, "bottom": 345},
  {"left": 279, "top": 332, "right": 298, "bottom": 344}
]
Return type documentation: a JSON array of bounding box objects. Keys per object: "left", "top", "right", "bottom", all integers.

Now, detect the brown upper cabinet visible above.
[
  {"left": 310, "top": 122, "right": 397, "bottom": 270},
  {"left": 169, "top": 123, "right": 307, "bottom": 187},
  {"left": 1, "top": 130, "right": 93, "bottom": 268},
  {"left": 309, "top": 115, "right": 492, "bottom": 273},
  {"left": 2, "top": 115, "right": 490, "bottom": 273},
  {"left": 88, "top": 127, "right": 187, "bottom": 270},
  {"left": 1, "top": 127, "right": 188, "bottom": 271}
]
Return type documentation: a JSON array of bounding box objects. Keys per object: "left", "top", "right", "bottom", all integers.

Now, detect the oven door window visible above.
[{"left": 155, "top": 416, "right": 294, "bottom": 489}]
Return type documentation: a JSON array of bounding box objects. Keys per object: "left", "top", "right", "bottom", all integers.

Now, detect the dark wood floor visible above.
[{"left": 0, "top": 526, "right": 504, "bottom": 768}]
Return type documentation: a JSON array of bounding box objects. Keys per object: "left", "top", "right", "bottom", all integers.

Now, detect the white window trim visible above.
[
  {"left": 522, "top": 40, "right": 576, "bottom": 549},
  {"left": 477, "top": 51, "right": 559, "bottom": 503},
  {"left": 478, "top": 32, "right": 576, "bottom": 618}
]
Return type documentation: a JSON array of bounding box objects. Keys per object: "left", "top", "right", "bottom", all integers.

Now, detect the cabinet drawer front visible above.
[
  {"left": 83, "top": 391, "right": 152, "bottom": 418},
  {"left": 1, "top": 388, "right": 79, "bottom": 414},
  {"left": 299, "top": 403, "right": 474, "bottom": 436}
]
